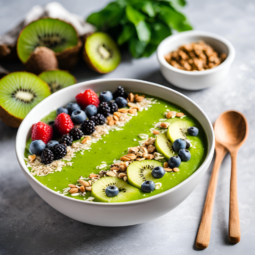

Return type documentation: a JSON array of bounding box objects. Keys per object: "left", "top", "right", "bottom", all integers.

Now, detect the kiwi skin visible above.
[
  {"left": 25, "top": 47, "right": 59, "bottom": 75},
  {"left": 0, "top": 105, "right": 22, "bottom": 128}
]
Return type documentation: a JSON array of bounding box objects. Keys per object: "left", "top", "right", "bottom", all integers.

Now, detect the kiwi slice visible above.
[
  {"left": 0, "top": 72, "right": 51, "bottom": 127},
  {"left": 155, "top": 133, "right": 176, "bottom": 160},
  {"left": 17, "top": 18, "right": 79, "bottom": 63},
  {"left": 39, "top": 70, "right": 76, "bottom": 93},
  {"left": 127, "top": 160, "right": 162, "bottom": 188},
  {"left": 83, "top": 32, "right": 121, "bottom": 73},
  {"left": 91, "top": 177, "right": 139, "bottom": 202},
  {"left": 167, "top": 119, "right": 193, "bottom": 143}
]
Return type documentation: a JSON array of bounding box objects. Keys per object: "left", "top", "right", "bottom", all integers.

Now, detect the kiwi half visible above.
[
  {"left": 83, "top": 32, "right": 121, "bottom": 73},
  {"left": 0, "top": 72, "right": 51, "bottom": 127},
  {"left": 17, "top": 18, "right": 81, "bottom": 69},
  {"left": 39, "top": 70, "right": 76, "bottom": 93}
]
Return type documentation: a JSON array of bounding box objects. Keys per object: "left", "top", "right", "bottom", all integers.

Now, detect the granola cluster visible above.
[{"left": 164, "top": 41, "right": 227, "bottom": 71}]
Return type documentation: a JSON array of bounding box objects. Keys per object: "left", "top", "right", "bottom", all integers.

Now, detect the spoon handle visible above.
[
  {"left": 229, "top": 151, "right": 241, "bottom": 243},
  {"left": 196, "top": 145, "right": 227, "bottom": 249}
]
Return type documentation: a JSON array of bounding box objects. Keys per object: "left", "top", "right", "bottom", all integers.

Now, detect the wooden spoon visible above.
[{"left": 196, "top": 111, "right": 248, "bottom": 248}]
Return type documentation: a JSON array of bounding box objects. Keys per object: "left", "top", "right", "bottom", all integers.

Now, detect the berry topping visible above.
[
  {"left": 51, "top": 144, "right": 67, "bottom": 160},
  {"left": 69, "top": 127, "right": 83, "bottom": 140},
  {"left": 41, "top": 148, "right": 54, "bottom": 165},
  {"left": 105, "top": 185, "right": 119, "bottom": 197},
  {"left": 85, "top": 104, "right": 98, "bottom": 117},
  {"left": 90, "top": 113, "right": 106, "bottom": 125},
  {"left": 46, "top": 140, "right": 59, "bottom": 150},
  {"left": 29, "top": 140, "right": 46, "bottom": 155},
  {"left": 66, "top": 102, "right": 81, "bottom": 115},
  {"left": 57, "top": 107, "right": 68, "bottom": 115},
  {"left": 187, "top": 126, "right": 199, "bottom": 136},
  {"left": 172, "top": 138, "right": 186, "bottom": 152},
  {"left": 99, "top": 91, "right": 113, "bottom": 102},
  {"left": 75, "top": 89, "right": 100, "bottom": 109},
  {"left": 98, "top": 102, "right": 111, "bottom": 117},
  {"left": 141, "top": 181, "right": 155, "bottom": 193},
  {"left": 151, "top": 166, "right": 165, "bottom": 179},
  {"left": 168, "top": 156, "right": 181, "bottom": 168},
  {"left": 115, "top": 97, "right": 128, "bottom": 108},
  {"left": 113, "top": 86, "right": 128, "bottom": 99},
  {"left": 80, "top": 119, "right": 95, "bottom": 135},
  {"left": 71, "top": 109, "right": 87, "bottom": 124},
  {"left": 60, "top": 134, "right": 73, "bottom": 146},
  {"left": 178, "top": 149, "right": 191, "bottom": 162},
  {"left": 108, "top": 101, "right": 118, "bottom": 113},
  {"left": 54, "top": 113, "right": 74, "bottom": 135},
  {"left": 31, "top": 122, "right": 53, "bottom": 144}
]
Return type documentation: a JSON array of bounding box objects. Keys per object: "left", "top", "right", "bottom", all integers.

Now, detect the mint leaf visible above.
[
  {"left": 126, "top": 5, "right": 145, "bottom": 25},
  {"left": 128, "top": 37, "right": 147, "bottom": 58},
  {"left": 150, "top": 22, "right": 172, "bottom": 45},
  {"left": 136, "top": 20, "right": 151, "bottom": 42},
  {"left": 117, "top": 24, "right": 135, "bottom": 45},
  {"left": 164, "top": 0, "right": 187, "bottom": 9},
  {"left": 142, "top": 43, "right": 158, "bottom": 57}
]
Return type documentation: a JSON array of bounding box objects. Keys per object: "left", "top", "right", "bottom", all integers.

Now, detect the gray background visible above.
[{"left": 0, "top": 0, "right": 255, "bottom": 254}]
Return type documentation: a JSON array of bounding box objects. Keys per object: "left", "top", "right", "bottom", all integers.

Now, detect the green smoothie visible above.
[{"left": 25, "top": 95, "right": 207, "bottom": 202}]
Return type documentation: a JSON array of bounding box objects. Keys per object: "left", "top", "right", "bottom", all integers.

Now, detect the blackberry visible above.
[
  {"left": 108, "top": 101, "right": 118, "bottom": 113},
  {"left": 69, "top": 127, "right": 83, "bottom": 140},
  {"left": 98, "top": 102, "right": 111, "bottom": 117},
  {"left": 90, "top": 113, "right": 106, "bottom": 125},
  {"left": 113, "top": 86, "right": 128, "bottom": 99},
  {"left": 60, "top": 134, "right": 73, "bottom": 146},
  {"left": 41, "top": 148, "right": 54, "bottom": 165},
  {"left": 52, "top": 144, "right": 67, "bottom": 160},
  {"left": 81, "top": 120, "right": 95, "bottom": 135}
]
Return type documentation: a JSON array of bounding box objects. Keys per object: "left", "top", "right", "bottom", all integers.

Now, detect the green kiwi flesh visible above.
[
  {"left": 17, "top": 18, "right": 78, "bottom": 63},
  {"left": 39, "top": 70, "right": 76, "bottom": 93},
  {"left": 84, "top": 32, "right": 121, "bottom": 73},
  {"left": 0, "top": 72, "right": 51, "bottom": 127}
]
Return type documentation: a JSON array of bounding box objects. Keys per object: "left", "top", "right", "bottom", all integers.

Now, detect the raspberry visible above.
[
  {"left": 90, "top": 113, "right": 106, "bottom": 125},
  {"left": 98, "top": 102, "right": 111, "bottom": 117},
  {"left": 81, "top": 120, "right": 95, "bottom": 135},
  {"left": 108, "top": 102, "right": 118, "bottom": 113},
  {"left": 54, "top": 113, "right": 74, "bottom": 135},
  {"left": 51, "top": 144, "right": 67, "bottom": 160},
  {"left": 31, "top": 122, "right": 53, "bottom": 144},
  {"left": 75, "top": 89, "right": 100, "bottom": 109},
  {"left": 41, "top": 148, "right": 54, "bottom": 165},
  {"left": 69, "top": 127, "right": 83, "bottom": 140},
  {"left": 113, "top": 86, "right": 128, "bottom": 99},
  {"left": 60, "top": 134, "right": 73, "bottom": 146}
]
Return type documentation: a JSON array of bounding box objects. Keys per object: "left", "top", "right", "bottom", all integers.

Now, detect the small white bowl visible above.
[
  {"left": 16, "top": 79, "right": 214, "bottom": 226},
  {"left": 157, "top": 31, "right": 235, "bottom": 90}
]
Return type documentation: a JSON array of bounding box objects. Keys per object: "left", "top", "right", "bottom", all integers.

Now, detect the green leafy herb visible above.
[{"left": 87, "top": 0, "right": 192, "bottom": 58}]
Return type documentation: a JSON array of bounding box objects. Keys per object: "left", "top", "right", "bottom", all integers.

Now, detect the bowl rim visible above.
[
  {"left": 16, "top": 78, "right": 215, "bottom": 206},
  {"left": 157, "top": 30, "right": 235, "bottom": 76}
]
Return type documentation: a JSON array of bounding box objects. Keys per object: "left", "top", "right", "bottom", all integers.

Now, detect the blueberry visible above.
[
  {"left": 185, "top": 140, "right": 191, "bottom": 149},
  {"left": 178, "top": 149, "right": 191, "bottom": 162},
  {"left": 152, "top": 166, "right": 165, "bottom": 179},
  {"left": 71, "top": 110, "right": 87, "bottom": 124},
  {"left": 141, "top": 181, "right": 155, "bottom": 193},
  {"left": 46, "top": 140, "right": 59, "bottom": 149},
  {"left": 168, "top": 156, "right": 181, "bottom": 168},
  {"left": 172, "top": 138, "right": 186, "bottom": 152},
  {"left": 29, "top": 140, "right": 46, "bottom": 155},
  {"left": 187, "top": 126, "right": 199, "bottom": 136},
  {"left": 66, "top": 103, "right": 81, "bottom": 115},
  {"left": 105, "top": 185, "right": 119, "bottom": 197},
  {"left": 57, "top": 107, "right": 68, "bottom": 115},
  {"left": 115, "top": 97, "right": 128, "bottom": 108},
  {"left": 99, "top": 91, "right": 113, "bottom": 103},
  {"left": 85, "top": 104, "right": 98, "bottom": 117}
]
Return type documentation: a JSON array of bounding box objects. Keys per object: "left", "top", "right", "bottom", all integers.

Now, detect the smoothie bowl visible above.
[{"left": 16, "top": 79, "right": 214, "bottom": 226}]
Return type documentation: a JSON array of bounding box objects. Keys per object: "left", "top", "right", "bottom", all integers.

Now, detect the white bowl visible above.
[
  {"left": 16, "top": 79, "right": 214, "bottom": 227},
  {"left": 157, "top": 31, "right": 235, "bottom": 90}
]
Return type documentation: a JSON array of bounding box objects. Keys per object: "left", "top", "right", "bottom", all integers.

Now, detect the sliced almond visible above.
[
  {"left": 119, "top": 164, "right": 127, "bottom": 171},
  {"left": 164, "top": 162, "right": 169, "bottom": 168},
  {"left": 176, "top": 112, "right": 185, "bottom": 117},
  {"left": 89, "top": 174, "right": 98, "bottom": 178},
  {"left": 123, "top": 176, "right": 128, "bottom": 181},
  {"left": 108, "top": 120, "right": 115, "bottom": 126},
  {"left": 128, "top": 102, "right": 136, "bottom": 108},
  {"left": 118, "top": 173, "right": 127, "bottom": 178},
  {"left": 110, "top": 166, "right": 120, "bottom": 171},
  {"left": 113, "top": 115, "right": 119, "bottom": 121},
  {"left": 125, "top": 154, "right": 137, "bottom": 160},
  {"left": 80, "top": 186, "right": 85, "bottom": 193},
  {"left": 86, "top": 186, "right": 92, "bottom": 191},
  {"left": 106, "top": 171, "right": 116, "bottom": 177},
  {"left": 79, "top": 179, "right": 90, "bottom": 187},
  {"left": 118, "top": 108, "right": 129, "bottom": 113},
  {"left": 173, "top": 167, "right": 180, "bottom": 172},
  {"left": 166, "top": 111, "right": 175, "bottom": 119},
  {"left": 153, "top": 130, "right": 160, "bottom": 135},
  {"left": 68, "top": 184, "right": 77, "bottom": 188},
  {"left": 128, "top": 93, "right": 135, "bottom": 102},
  {"left": 28, "top": 154, "right": 36, "bottom": 163},
  {"left": 129, "top": 108, "right": 137, "bottom": 114},
  {"left": 131, "top": 105, "right": 140, "bottom": 111},
  {"left": 69, "top": 188, "right": 79, "bottom": 194},
  {"left": 120, "top": 156, "right": 131, "bottom": 161},
  {"left": 136, "top": 157, "right": 145, "bottom": 161},
  {"left": 114, "top": 112, "right": 122, "bottom": 118},
  {"left": 146, "top": 154, "right": 154, "bottom": 159},
  {"left": 164, "top": 168, "right": 173, "bottom": 172},
  {"left": 135, "top": 96, "right": 144, "bottom": 102},
  {"left": 81, "top": 136, "right": 91, "bottom": 144},
  {"left": 128, "top": 147, "right": 139, "bottom": 153},
  {"left": 160, "top": 122, "right": 169, "bottom": 128}
]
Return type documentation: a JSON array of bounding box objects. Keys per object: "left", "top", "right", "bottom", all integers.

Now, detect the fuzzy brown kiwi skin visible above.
[
  {"left": 56, "top": 39, "right": 82, "bottom": 70},
  {"left": 25, "top": 47, "right": 59, "bottom": 75}
]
